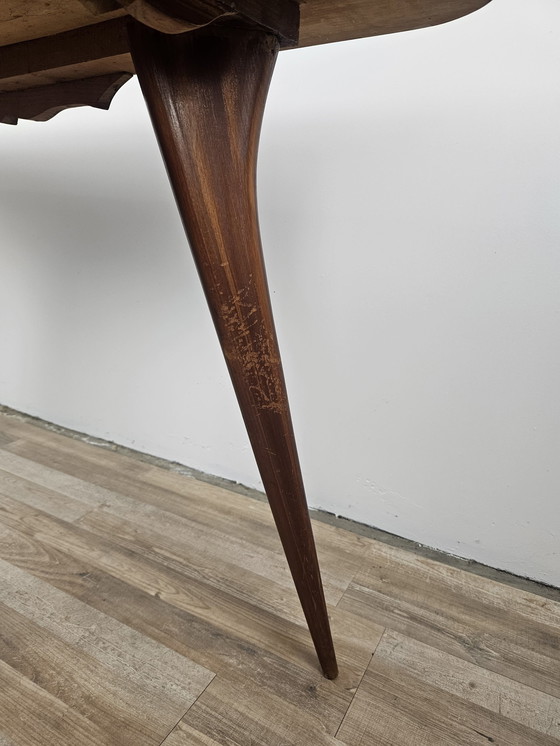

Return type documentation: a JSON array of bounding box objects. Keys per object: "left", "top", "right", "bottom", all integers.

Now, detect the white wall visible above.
[{"left": 1, "top": 0, "right": 559, "bottom": 585}]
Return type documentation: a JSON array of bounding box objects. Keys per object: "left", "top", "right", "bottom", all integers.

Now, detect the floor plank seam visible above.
[
  {"left": 344, "top": 581, "right": 560, "bottom": 697},
  {"left": 72, "top": 505, "right": 105, "bottom": 525},
  {"left": 333, "top": 628, "right": 386, "bottom": 739},
  {"left": 156, "top": 672, "right": 217, "bottom": 746},
  {"left": 334, "top": 563, "right": 369, "bottom": 603}
]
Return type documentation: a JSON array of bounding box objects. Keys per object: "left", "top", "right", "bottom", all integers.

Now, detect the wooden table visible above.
[{"left": 0, "top": 0, "right": 491, "bottom": 679}]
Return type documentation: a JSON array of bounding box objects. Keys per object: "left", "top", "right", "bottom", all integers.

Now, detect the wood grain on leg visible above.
[{"left": 128, "top": 21, "right": 338, "bottom": 679}]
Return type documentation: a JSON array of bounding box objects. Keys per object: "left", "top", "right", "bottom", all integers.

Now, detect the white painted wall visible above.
[{"left": 1, "top": 0, "right": 559, "bottom": 585}]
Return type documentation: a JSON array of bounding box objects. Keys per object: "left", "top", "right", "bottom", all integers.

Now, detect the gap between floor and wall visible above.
[{"left": 1, "top": 402, "right": 559, "bottom": 603}]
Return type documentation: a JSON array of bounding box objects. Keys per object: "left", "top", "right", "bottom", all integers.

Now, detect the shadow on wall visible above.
[{"left": 0, "top": 181, "right": 205, "bottom": 416}]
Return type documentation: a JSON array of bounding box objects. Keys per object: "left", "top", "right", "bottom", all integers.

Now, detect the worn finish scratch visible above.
[{"left": 220, "top": 284, "right": 285, "bottom": 415}]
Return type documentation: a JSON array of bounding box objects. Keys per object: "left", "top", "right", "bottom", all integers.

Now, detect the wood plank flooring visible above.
[{"left": 0, "top": 410, "right": 558, "bottom": 745}]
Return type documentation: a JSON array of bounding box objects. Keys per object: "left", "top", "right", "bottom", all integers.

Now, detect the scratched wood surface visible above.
[{"left": 0, "top": 409, "right": 559, "bottom": 745}]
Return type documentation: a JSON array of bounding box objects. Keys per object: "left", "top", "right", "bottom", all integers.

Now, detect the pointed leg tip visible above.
[
  {"left": 321, "top": 658, "right": 339, "bottom": 680},
  {"left": 323, "top": 670, "right": 339, "bottom": 680}
]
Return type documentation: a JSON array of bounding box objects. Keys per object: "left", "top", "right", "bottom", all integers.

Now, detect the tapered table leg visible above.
[{"left": 128, "top": 21, "right": 338, "bottom": 678}]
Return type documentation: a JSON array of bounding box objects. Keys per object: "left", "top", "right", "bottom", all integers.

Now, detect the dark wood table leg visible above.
[{"left": 128, "top": 21, "right": 338, "bottom": 679}]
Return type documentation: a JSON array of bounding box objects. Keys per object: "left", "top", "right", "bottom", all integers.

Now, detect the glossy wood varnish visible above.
[{"left": 128, "top": 21, "right": 338, "bottom": 679}]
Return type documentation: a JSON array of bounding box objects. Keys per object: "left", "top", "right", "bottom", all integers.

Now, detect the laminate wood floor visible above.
[{"left": 0, "top": 410, "right": 558, "bottom": 745}]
